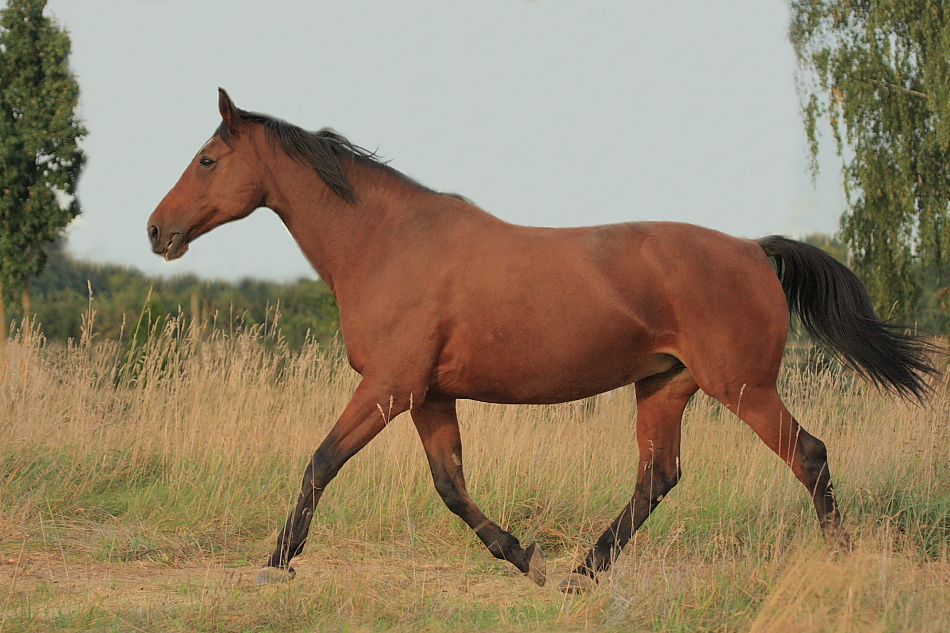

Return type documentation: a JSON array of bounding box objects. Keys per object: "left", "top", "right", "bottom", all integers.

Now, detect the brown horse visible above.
[{"left": 147, "top": 89, "right": 936, "bottom": 592}]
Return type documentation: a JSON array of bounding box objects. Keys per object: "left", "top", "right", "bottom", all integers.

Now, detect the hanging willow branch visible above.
[{"left": 790, "top": 0, "right": 950, "bottom": 323}]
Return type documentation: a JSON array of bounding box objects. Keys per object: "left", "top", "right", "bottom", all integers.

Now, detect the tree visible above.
[
  {"left": 789, "top": 1, "right": 950, "bottom": 321},
  {"left": 0, "top": 0, "right": 85, "bottom": 338}
]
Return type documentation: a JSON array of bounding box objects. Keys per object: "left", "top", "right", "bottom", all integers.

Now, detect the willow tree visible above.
[
  {"left": 790, "top": 1, "right": 950, "bottom": 321},
  {"left": 0, "top": 0, "right": 85, "bottom": 337}
]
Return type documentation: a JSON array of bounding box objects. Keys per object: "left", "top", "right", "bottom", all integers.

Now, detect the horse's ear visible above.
[{"left": 218, "top": 88, "right": 241, "bottom": 136}]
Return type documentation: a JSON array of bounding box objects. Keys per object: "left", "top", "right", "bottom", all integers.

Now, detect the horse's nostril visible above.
[{"left": 148, "top": 224, "right": 159, "bottom": 246}]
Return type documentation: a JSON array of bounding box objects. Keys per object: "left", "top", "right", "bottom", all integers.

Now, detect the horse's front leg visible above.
[
  {"left": 256, "top": 379, "right": 415, "bottom": 584},
  {"left": 411, "top": 398, "right": 546, "bottom": 586}
]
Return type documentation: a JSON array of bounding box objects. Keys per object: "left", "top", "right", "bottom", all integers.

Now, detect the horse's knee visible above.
[
  {"left": 309, "top": 449, "right": 338, "bottom": 488},
  {"left": 633, "top": 466, "right": 680, "bottom": 515},
  {"left": 433, "top": 475, "right": 468, "bottom": 516},
  {"left": 654, "top": 469, "right": 680, "bottom": 501},
  {"left": 640, "top": 459, "right": 680, "bottom": 500}
]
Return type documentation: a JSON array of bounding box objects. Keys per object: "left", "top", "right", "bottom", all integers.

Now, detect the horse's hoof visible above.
[
  {"left": 558, "top": 572, "right": 596, "bottom": 594},
  {"left": 255, "top": 565, "right": 296, "bottom": 585},
  {"left": 524, "top": 542, "right": 546, "bottom": 587}
]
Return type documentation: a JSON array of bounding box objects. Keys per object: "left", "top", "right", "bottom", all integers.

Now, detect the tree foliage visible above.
[
  {"left": 12, "top": 244, "right": 342, "bottom": 350},
  {"left": 0, "top": 0, "right": 85, "bottom": 323},
  {"left": 790, "top": 0, "right": 950, "bottom": 321}
]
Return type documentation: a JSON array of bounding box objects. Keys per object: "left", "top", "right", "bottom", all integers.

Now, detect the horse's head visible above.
[{"left": 147, "top": 89, "right": 265, "bottom": 260}]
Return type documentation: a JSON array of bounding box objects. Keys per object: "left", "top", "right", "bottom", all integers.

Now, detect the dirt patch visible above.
[
  {"left": 0, "top": 544, "right": 562, "bottom": 624},
  {"left": 1, "top": 553, "right": 249, "bottom": 615}
]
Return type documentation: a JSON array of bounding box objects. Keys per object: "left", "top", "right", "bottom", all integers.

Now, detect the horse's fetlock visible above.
[{"left": 487, "top": 540, "right": 507, "bottom": 561}]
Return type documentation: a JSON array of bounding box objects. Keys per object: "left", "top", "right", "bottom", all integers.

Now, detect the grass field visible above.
[{"left": 0, "top": 316, "right": 948, "bottom": 632}]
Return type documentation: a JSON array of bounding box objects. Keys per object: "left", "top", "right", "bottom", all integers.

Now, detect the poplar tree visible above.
[
  {"left": 790, "top": 1, "right": 950, "bottom": 321},
  {"left": 0, "top": 0, "right": 85, "bottom": 338}
]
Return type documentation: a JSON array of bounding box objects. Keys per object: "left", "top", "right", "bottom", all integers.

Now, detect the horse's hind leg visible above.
[
  {"left": 560, "top": 366, "right": 699, "bottom": 593},
  {"left": 410, "top": 399, "right": 547, "bottom": 586},
  {"left": 726, "top": 385, "right": 845, "bottom": 542}
]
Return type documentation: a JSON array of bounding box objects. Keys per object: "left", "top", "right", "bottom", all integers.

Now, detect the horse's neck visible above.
[{"left": 267, "top": 158, "right": 427, "bottom": 295}]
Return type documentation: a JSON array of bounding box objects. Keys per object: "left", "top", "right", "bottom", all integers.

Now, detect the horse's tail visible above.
[{"left": 758, "top": 235, "right": 939, "bottom": 402}]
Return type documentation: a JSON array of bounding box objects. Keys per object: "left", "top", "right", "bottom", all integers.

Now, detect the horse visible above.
[{"left": 147, "top": 89, "right": 937, "bottom": 592}]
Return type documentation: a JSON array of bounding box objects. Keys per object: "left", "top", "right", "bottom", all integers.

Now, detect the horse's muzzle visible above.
[
  {"left": 147, "top": 224, "right": 160, "bottom": 249},
  {"left": 148, "top": 224, "right": 189, "bottom": 261}
]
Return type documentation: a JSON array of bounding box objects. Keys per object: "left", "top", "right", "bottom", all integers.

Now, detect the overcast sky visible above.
[{"left": 44, "top": 0, "right": 844, "bottom": 282}]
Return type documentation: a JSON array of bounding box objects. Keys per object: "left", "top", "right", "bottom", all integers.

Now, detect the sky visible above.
[{"left": 44, "top": 0, "right": 844, "bottom": 283}]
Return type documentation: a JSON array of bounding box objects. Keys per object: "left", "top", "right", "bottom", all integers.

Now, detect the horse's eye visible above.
[{"left": 199, "top": 156, "right": 216, "bottom": 168}]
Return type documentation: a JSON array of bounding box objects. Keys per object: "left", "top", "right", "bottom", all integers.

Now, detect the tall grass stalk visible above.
[{"left": 0, "top": 317, "right": 947, "bottom": 631}]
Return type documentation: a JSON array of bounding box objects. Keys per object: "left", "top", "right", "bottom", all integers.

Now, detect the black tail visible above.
[{"left": 758, "top": 235, "right": 939, "bottom": 402}]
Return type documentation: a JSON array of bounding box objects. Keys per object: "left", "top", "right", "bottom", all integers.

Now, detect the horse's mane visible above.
[{"left": 217, "top": 109, "right": 431, "bottom": 204}]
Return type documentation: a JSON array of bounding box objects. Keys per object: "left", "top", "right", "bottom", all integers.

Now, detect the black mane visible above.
[{"left": 217, "top": 109, "right": 431, "bottom": 204}]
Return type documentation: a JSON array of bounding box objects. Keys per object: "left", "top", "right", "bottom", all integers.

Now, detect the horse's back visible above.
[{"left": 427, "top": 218, "right": 788, "bottom": 404}]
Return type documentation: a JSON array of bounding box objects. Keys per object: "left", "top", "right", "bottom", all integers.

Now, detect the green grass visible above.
[{"left": 0, "top": 320, "right": 948, "bottom": 631}]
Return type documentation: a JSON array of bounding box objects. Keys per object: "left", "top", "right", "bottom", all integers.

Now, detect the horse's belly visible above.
[{"left": 432, "top": 342, "right": 678, "bottom": 405}]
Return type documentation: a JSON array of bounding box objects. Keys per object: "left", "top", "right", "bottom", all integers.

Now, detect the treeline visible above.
[{"left": 10, "top": 243, "right": 340, "bottom": 349}]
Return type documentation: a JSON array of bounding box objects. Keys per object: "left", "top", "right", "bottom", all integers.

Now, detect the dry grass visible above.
[{"left": 0, "top": 316, "right": 947, "bottom": 631}]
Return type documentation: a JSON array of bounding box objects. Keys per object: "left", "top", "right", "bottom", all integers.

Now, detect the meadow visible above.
[{"left": 0, "top": 313, "right": 948, "bottom": 632}]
